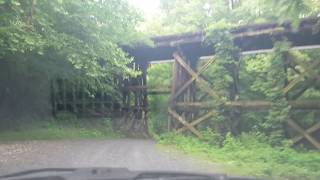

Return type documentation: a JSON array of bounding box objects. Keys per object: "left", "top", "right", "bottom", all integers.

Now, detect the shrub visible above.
[{"left": 158, "top": 133, "right": 320, "bottom": 180}]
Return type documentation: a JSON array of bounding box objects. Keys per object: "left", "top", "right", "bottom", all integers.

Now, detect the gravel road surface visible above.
[{"left": 0, "top": 139, "right": 221, "bottom": 175}]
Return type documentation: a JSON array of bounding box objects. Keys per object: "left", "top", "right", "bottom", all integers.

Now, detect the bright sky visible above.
[{"left": 128, "top": 0, "right": 160, "bottom": 19}]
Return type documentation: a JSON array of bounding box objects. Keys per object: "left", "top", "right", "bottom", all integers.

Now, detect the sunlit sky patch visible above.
[{"left": 128, "top": 0, "right": 160, "bottom": 19}]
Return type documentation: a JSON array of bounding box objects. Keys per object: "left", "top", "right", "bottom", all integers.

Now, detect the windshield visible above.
[{"left": 0, "top": 0, "right": 319, "bottom": 180}]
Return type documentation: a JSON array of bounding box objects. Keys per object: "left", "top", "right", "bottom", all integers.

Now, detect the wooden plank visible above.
[
  {"left": 292, "top": 121, "right": 320, "bottom": 143},
  {"left": 168, "top": 108, "right": 203, "bottom": 138},
  {"left": 168, "top": 58, "right": 177, "bottom": 130},
  {"left": 177, "top": 110, "right": 216, "bottom": 133},
  {"left": 197, "top": 78, "right": 220, "bottom": 99},
  {"left": 81, "top": 85, "right": 86, "bottom": 113},
  {"left": 175, "top": 100, "right": 320, "bottom": 110},
  {"left": 72, "top": 84, "right": 77, "bottom": 113},
  {"left": 62, "top": 79, "right": 67, "bottom": 111},
  {"left": 51, "top": 79, "right": 57, "bottom": 115},
  {"left": 169, "top": 58, "right": 178, "bottom": 106},
  {"left": 173, "top": 56, "right": 216, "bottom": 100},
  {"left": 173, "top": 52, "right": 220, "bottom": 99},
  {"left": 287, "top": 119, "right": 320, "bottom": 150}
]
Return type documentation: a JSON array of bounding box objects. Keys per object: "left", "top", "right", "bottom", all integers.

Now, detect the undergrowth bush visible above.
[
  {"left": 0, "top": 117, "right": 122, "bottom": 141},
  {"left": 158, "top": 133, "right": 320, "bottom": 180}
]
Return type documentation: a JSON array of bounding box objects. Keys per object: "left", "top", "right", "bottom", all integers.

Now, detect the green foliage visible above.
[
  {"left": 0, "top": 0, "right": 144, "bottom": 97},
  {"left": 148, "top": 63, "right": 172, "bottom": 89},
  {"left": 159, "top": 133, "right": 320, "bottom": 180},
  {"left": 141, "top": 0, "right": 320, "bottom": 35},
  {"left": 147, "top": 63, "right": 173, "bottom": 136},
  {"left": 142, "top": 0, "right": 320, "bottom": 35},
  {"left": 202, "top": 128, "right": 224, "bottom": 147},
  {"left": 0, "top": 117, "right": 123, "bottom": 141}
]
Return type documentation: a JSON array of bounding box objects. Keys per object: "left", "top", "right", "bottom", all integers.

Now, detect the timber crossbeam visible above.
[{"left": 174, "top": 100, "right": 320, "bottom": 110}]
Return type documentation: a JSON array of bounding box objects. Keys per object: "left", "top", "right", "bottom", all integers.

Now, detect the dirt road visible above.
[{"left": 0, "top": 139, "right": 221, "bottom": 175}]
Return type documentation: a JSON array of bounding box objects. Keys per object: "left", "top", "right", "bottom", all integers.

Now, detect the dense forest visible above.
[
  {"left": 0, "top": 0, "right": 320, "bottom": 179},
  {"left": 0, "top": 0, "right": 146, "bottom": 122}
]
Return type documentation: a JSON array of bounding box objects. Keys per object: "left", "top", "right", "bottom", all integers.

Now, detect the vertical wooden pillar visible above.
[
  {"left": 226, "top": 54, "right": 241, "bottom": 135},
  {"left": 62, "top": 79, "right": 67, "bottom": 111},
  {"left": 50, "top": 79, "right": 57, "bottom": 116},
  {"left": 141, "top": 62, "right": 149, "bottom": 135},
  {"left": 81, "top": 84, "right": 86, "bottom": 115},
  {"left": 169, "top": 49, "right": 200, "bottom": 131},
  {"left": 101, "top": 92, "right": 105, "bottom": 111},
  {"left": 120, "top": 60, "right": 149, "bottom": 137},
  {"left": 169, "top": 58, "right": 178, "bottom": 131},
  {"left": 72, "top": 83, "right": 77, "bottom": 113}
]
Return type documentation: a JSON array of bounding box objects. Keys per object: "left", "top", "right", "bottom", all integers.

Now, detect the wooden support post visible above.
[
  {"left": 168, "top": 50, "right": 219, "bottom": 137},
  {"left": 62, "top": 79, "right": 67, "bottom": 111},
  {"left": 169, "top": 58, "right": 179, "bottom": 131},
  {"left": 175, "top": 100, "right": 320, "bottom": 110},
  {"left": 51, "top": 79, "right": 57, "bottom": 116},
  {"left": 101, "top": 92, "right": 105, "bottom": 110},
  {"left": 225, "top": 54, "right": 241, "bottom": 135},
  {"left": 72, "top": 83, "right": 77, "bottom": 113},
  {"left": 173, "top": 52, "right": 220, "bottom": 99},
  {"left": 141, "top": 62, "right": 149, "bottom": 135},
  {"left": 81, "top": 84, "right": 86, "bottom": 114},
  {"left": 172, "top": 57, "right": 216, "bottom": 100}
]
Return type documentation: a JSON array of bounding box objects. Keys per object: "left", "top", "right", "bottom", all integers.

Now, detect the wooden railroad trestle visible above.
[
  {"left": 50, "top": 49, "right": 320, "bottom": 149},
  {"left": 121, "top": 62, "right": 149, "bottom": 136},
  {"left": 165, "top": 49, "right": 320, "bottom": 150},
  {"left": 120, "top": 18, "right": 320, "bottom": 149}
]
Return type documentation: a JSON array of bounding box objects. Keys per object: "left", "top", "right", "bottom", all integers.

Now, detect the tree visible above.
[
  {"left": 141, "top": 0, "right": 320, "bottom": 35},
  {"left": 0, "top": 0, "right": 144, "bottom": 96}
]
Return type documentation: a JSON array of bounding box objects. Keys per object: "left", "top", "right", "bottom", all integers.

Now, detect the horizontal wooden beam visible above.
[
  {"left": 126, "top": 86, "right": 170, "bottom": 94},
  {"left": 125, "top": 18, "right": 320, "bottom": 62},
  {"left": 175, "top": 100, "right": 320, "bottom": 110},
  {"left": 148, "top": 89, "right": 171, "bottom": 95}
]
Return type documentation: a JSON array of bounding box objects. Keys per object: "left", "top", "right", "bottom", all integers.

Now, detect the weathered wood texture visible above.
[
  {"left": 125, "top": 18, "right": 320, "bottom": 62},
  {"left": 121, "top": 62, "right": 149, "bottom": 137},
  {"left": 168, "top": 52, "right": 218, "bottom": 138},
  {"left": 50, "top": 79, "right": 121, "bottom": 117},
  {"left": 165, "top": 48, "right": 320, "bottom": 150}
]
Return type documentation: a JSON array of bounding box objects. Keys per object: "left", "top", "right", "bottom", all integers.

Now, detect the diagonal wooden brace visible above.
[
  {"left": 173, "top": 52, "right": 220, "bottom": 99},
  {"left": 177, "top": 110, "right": 217, "bottom": 133},
  {"left": 173, "top": 57, "right": 216, "bottom": 100},
  {"left": 292, "top": 121, "right": 320, "bottom": 143},
  {"left": 287, "top": 118, "right": 320, "bottom": 150},
  {"left": 168, "top": 108, "right": 203, "bottom": 138}
]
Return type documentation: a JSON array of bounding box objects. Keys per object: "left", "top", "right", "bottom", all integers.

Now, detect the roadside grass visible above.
[
  {"left": 157, "top": 133, "right": 320, "bottom": 180},
  {"left": 0, "top": 116, "right": 123, "bottom": 141}
]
